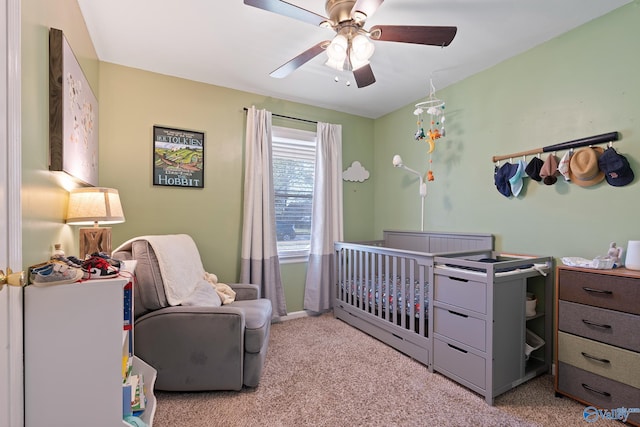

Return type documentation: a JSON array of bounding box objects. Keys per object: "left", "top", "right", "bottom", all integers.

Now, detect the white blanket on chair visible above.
[{"left": 115, "top": 234, "right": 226, "bottom": 306}]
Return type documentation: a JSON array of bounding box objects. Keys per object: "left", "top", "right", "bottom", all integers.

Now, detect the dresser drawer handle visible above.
[
  {"left": 582, "top": 287, "right": 613, "bottom": 295},
  {"left": 581, "top": 352, "right": 611, "bottom": 364},
  {"left": 448, "top": 310, "right": 469, "bottom": 318},
  {"left": 448, "top": 276, "right": 469, "bottom": 283},
  {"left": 581, "top": 319, "right": 612, "bottom": 329},
  {"left": 447, "top": 343, "right": 468, "bottom": 354},
  {"left": 581, "top": 383, "right": 612, "bottom": 397}
]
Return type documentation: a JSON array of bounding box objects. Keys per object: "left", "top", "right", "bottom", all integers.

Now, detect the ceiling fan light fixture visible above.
[
  {"left": 351, "top": 34, "right": 375, "bottom": 61},
  {"left": 326, "top": 34, "right": 348, "bottom": 62}
]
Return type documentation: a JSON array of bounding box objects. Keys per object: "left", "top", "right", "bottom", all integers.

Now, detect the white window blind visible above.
[{"left": 272, "top": 126, "right": 316, "bottom": 259}]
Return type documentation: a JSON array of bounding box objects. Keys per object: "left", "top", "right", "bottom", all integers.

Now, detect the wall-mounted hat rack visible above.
[{"left": 491, "top": 131, "right": 619, "bottom": 163}]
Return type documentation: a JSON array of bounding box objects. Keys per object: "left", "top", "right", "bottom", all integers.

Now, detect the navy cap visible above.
[
  {"left": 598, "top": 147, "right": 634, "bottom": 187},
  {"left": 494, "top": 162, "right": 518, "bottom": 198}
]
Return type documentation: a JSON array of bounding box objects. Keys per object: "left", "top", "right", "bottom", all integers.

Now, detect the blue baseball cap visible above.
[
  {"left": 494, "top": 162, "right": 518, "bottom": 198},
  {"left": 598, "top": 147, "right": 634, "bottom": 187}
]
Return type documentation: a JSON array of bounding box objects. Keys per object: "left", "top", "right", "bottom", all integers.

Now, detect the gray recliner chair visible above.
[{"left": 113, "top": 235, "right": 272, "bottom": 391}]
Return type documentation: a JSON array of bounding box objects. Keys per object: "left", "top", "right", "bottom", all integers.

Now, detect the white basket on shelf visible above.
[{"left": 524, "top": 329, "right": 545, "bottom": 360}]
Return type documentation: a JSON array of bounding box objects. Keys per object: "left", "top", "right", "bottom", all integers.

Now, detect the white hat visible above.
[{"left": 558, "top": 151, "right": 572, "bottom": 181}]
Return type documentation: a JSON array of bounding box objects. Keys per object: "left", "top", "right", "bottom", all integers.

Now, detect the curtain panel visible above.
[
  {"left": 304, "top": 122, "right": 344, "bottom": 313},
  {"left": 240, "top": 106, "right": 287, "bottom": 317}
]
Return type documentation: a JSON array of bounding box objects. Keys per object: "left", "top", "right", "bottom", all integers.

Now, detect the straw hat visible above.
[{"left": 568, "top": 147, "right": 605, "bottom": 187}]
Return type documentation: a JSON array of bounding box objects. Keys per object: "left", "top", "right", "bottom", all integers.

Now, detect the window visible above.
[{"left": 272, "top": 126, "right": 316, "bottom": 260}]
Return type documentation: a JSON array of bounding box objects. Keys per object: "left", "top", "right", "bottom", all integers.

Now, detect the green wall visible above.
[
  {"left": 97, "top": 63, "right": 374, "bottom": 312},
  {"left": 374, "top": 3, "right": 640, "bottom": 261}
]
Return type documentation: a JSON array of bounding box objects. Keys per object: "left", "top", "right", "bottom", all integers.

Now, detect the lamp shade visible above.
[{"left": 66, "top": 187, "right": 125, "bottom": 225}]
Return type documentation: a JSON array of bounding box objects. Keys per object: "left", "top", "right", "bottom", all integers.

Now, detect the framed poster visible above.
[
  {"left": 49, "top": 28, "right": 99, "bottom": 186},
  {"left": 153, "top": 126, "right": 205, "bottom": 188}
]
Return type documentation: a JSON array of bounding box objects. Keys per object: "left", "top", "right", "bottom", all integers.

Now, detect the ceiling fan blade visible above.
[
  {"left": 270, "top": 41, "right": 329, "bottom": 78},
  {"left": 369, "top": 25, "right": 457, "bottom": 46},
  {"left": 353, "top": 64, "right": 376, "bottom": 88},
  {"left": 351, "top": 0, "right": 384, "bottom": 20},
  {"left": 244, "top": 0, "right": 328, "bottom": 26}
]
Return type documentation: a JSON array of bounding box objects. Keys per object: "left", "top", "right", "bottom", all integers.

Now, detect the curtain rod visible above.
[
  {"left": 243, "top": 107, "right": 317, "bottom": 125},
  {"left": 491, "top": 131, "right": 619, "bottom": 163}
]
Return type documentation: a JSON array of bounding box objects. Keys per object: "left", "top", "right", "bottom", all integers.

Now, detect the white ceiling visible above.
[{"left": 77, "top": 0, "right": 630, "bottom": 119}]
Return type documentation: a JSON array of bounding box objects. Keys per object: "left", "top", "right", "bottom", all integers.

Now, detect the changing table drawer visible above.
[
  {"left": 434, "top": 338, "right": 486, "bottom": 390},
  {"left": 558, "top": 269, "right": 640, "bottom": 315},
  {"left": 558, "top": 331, "right": 640, "bottom": 389},
  {"left": 558, "top": 362, "right": 640, "bottom": 425},
  {"left": 559, "top": 300, "right": 640, "bottom": 352},
  {"left": 433, "top": 274, "right": 486, "bottom": 314},
  {"left": 433, "top": 307, "right": 486, "bottom": 351}
]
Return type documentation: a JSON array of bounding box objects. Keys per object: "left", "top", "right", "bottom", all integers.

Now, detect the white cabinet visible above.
[{"left": 24, "top": 277, "right": 156, "bottom": 427}]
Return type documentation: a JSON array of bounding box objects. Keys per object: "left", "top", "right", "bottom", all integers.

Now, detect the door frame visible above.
[{"left": 0, "top": 0, "right": 23, "bottom": 425}]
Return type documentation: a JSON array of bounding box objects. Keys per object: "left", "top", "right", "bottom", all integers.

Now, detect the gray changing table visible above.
[{"left": 432, "top": 253, "right": 553, "bottom": 404}]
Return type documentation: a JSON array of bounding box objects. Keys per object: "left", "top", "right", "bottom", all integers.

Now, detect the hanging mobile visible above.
[{"left": 414, "top": 77, "right": 447, "bottom": 181}]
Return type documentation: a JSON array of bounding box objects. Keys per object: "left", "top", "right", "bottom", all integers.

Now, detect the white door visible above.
[{"left": 0, "top": 0, "right": 23, "bottom": 425}]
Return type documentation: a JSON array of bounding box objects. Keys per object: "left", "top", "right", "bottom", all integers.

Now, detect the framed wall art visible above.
[
  {"left": 49, "top": 27, "right": 99, "bottom": 186},
  {"left": 153, "top": 126, "right": 205, "bottom": 188}
]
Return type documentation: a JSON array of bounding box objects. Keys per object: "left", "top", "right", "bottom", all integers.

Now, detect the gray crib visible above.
[{"left": 333, "top": 230, "right": 494, "bottom": 368}]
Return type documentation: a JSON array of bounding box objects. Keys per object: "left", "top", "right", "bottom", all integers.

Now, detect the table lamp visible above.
[{"left": 66, "top": 187, "right": 125, "bottom": 258}]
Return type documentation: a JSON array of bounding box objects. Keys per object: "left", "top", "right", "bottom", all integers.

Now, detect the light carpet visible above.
[{"left": 152, "top": 313, "right": 619, "bottom": 427}]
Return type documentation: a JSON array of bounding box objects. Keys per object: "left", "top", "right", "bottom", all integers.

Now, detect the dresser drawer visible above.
[
  {"left": 433, "top": 274, "right": 486, "bottom": 314},
  {"left": 559, "top": 300, "right": 640, "bottom": 352},
  {"left": 558, "top": 331, "right": 640, "bottom": 389},
  {"left": 434, "top": 338, "right": 486, "bottom": 390},
  {"left": 433, "top": 307, "right": 486, "bottom": 351},
  {"left": 557, "top": 362, "right": 640, "bottom": 425},
  {"left": 558, "top": 269, "right": 640, "bottom": 315}
]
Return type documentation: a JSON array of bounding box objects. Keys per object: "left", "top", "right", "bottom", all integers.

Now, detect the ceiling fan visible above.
[{"left": 243, "top": 0, "right": 457, "bottom": 88}]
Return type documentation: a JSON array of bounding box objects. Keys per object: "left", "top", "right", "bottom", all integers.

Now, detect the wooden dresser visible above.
[{"left": 555, "top": 266, "right": 640, "bottom": 426}]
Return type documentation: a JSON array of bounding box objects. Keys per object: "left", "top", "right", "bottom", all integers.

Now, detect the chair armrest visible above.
[{"left": 229, "top": 283, "right": 261, "bottom": 300}]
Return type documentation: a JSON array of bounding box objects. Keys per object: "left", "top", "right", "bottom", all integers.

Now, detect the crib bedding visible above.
[{"left": 339, "top": 276, "right": 429, "bottom": 318}]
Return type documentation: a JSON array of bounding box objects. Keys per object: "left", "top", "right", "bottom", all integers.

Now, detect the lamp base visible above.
[{"left": 79, "top": 227, "right": 112, "bottom": 259}]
